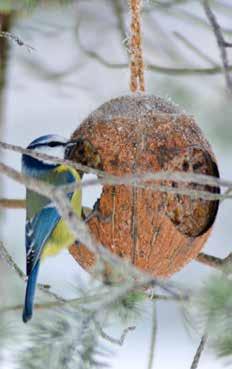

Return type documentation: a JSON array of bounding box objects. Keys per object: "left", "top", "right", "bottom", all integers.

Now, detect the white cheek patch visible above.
[{"left": 35, "top": 145, "right": 66, "bottom": 164}]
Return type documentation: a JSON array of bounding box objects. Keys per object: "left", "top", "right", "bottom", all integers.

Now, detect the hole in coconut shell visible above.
[{"left": 165, "top": 148, "right": 220, "bottom": 238}]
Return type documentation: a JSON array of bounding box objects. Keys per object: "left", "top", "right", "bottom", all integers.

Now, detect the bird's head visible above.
[{"left": 22, "top": 134, "right": 77, "bottom": 174}]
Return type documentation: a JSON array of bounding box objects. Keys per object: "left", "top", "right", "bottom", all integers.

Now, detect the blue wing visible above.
[
  {"left": 22, "top": 166, "right": 79, "bottom": 323},
  {"left": 26, "top": 205, "right": 61, "bottom": 275},
  {"left": 24, "top": 168, "right": 78, "bottom": 275},
  {"left": 23, "top": 204, "right": 61, "bottom": 322}
]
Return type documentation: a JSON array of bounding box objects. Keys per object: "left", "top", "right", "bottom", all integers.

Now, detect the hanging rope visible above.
[{"left": 129, "top": 0, "right": 145, "bottom": 93}]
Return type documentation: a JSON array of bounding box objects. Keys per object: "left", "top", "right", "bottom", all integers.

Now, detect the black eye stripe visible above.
[
  {"left": 48, "top": 141, "right": 65, "bottom": 147},
  {"left": 28, "top": 141, "right": 65, "bottom": 149}
]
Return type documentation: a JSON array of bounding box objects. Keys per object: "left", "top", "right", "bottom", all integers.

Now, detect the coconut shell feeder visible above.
[
  {"left": 68, "top": 0, "right": 220, "bottom": 278},
  {"left": 68, "top": 95, "right": 219, "bottom": 277}
]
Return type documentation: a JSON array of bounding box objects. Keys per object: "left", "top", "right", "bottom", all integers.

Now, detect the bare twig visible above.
[
  {"left": 150, "top": 0, "right": 188, "bottom": 7},
  {"left": 79, "top": 42, "right": 232, "bottom": 75},
  {"left": 148, "top": 292, "right": 189, "bottom": 302},
  {"left": 53, "top": 179, "right": 226, "bottom": 201},
  {"left": 0, "top": 174, "right": 227, "bottom": 208},
  {"left": 94, "top": 320, "right": 136, "bottom": 346},
  {"left": 0, "top": 241, "right": 26, "bottom": 281},
  {"left": 0, "top": 141, "right": 229, "bottom": 202},
  {"left": 173, "top": 31, "right": 217, "bottom": 66},
  {"left": 0, "top": 170, "right": 227, "bottom": 213},
  {"left": 196, "top": 252, "right": 232, "bottom": 272},
  {"left": 147, "top": 302, "right": 158, "bottom": 369},
  {"left": 0, "top": 291, "right": 119, "bottom": 314},
  {"left": 0, "top": 31, "right": 34, "bottom": 51},
  {"left": 196, "top": 252, "right": 225, "bottom": 269},
  {"left": 203, "top": 0, "right": 232, "bottom": 93},
  {"left": 112, "top": 0, "right": 127, "bottom": 45},
  {"left": 190, "top": 334, "right": 208, "bottom": 369},
  {"left": 0, "top": 198, "right": 25, "bottom": 209},
  {"left": 75, "top": 18, "right": 232, "bottom": 76},
  {"left": 0, "top": 241, "right": 65, "bottom": 301}
]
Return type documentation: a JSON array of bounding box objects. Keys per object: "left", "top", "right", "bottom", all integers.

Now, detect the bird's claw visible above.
[{"left": 82, "top": 199, "right": 112, "bottom": 224}]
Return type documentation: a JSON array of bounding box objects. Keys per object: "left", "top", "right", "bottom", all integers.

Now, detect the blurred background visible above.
[{"left": 0, "top": 0, "right": 232, "bottom": 368}]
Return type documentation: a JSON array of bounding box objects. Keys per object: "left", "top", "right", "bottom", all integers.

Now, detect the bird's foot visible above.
[{"left": 82, "top": 199, "right": 112, "bottom": 224}]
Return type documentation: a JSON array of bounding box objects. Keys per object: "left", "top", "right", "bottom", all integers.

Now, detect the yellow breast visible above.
[{"left": 41, "top": 165, "right": 82, "bottom": 260}]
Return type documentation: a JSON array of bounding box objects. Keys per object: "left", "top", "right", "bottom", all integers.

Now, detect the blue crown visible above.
[
  {"left": 23, "top": 134, "right": 68, "bottom": 175},
  {"left": 27, "top": 135, "right": 67, "bottom": 149}
]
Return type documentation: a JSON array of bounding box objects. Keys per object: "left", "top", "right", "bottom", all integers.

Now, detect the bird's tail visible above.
[{"left": 22, "top": 261, "right": 40, "bottom": 323}]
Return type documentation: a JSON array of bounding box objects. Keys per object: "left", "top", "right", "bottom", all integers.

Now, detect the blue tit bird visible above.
[{"left": 22, "top": 134, "right": 82, "bottom": 323}]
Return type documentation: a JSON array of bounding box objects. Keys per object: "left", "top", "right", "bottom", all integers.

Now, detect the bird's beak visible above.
[{"left": 64, "top": 140, "right": 78, "bottom": 159}]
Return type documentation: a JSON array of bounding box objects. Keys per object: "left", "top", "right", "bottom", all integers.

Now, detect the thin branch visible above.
[
  {"left": 190, "top": 334, "right": 208, "bottom": 369},
  {"left": 0, "top": 291, "right": 110, "bottom": 315},
  {"left": 0, "top": 241, "right": 64, "bottom": 301},
  {"left": 0, "top": 290, "right": 188, "bottom": 316},
  {"left": 94, "top": 320, "right": 136, "bottom": 346},
  {"left": 80, "top": 44, "right": 232, "bottom": 76},
  {"left": 196, "top": 252, "right": 225, "bottom": 269},
  {"left": 0, "top": 174, "right": 226, "bottom": 208},
  {"left": 147, "top": 281, "right": 191, "bottom": 302},
  {"left": 0, "top": 198, "right": 26, "bottom": 209},
  {"left": 173, "top": 31, "right": 217, "bottom": 66},
  {"left": 75, "top": 18, "right": 232, "bottom": 76},
  {"left": 0, "top": 141, "right": 229, "bottom": 202},
  {"left": 148, "top": 292, "right": 189, "bottom": 302},
  {"left": 203, "top": 0, "right": 232, "bottom": 93},
  {"left": 196, "top": 252, "right": 232, "bottom": 273},
  {"left": 18, "top": 56, "right": 85, "bottom": 84},
  {"left": 150, "top": 0, "right": 189, "bottom": 7},
  {"left": 0, "top": 139, "right": 106, "bottom": 177},
  {"left": 0, "top": 31, "right": 34, "bottom": 51},
  {"left": 147, "top": 302, "right": 158, "bottom": 369},
  {"left": 156, "top": 7, "right": 232, "bottom": 35},
  {"left": 0, "top": 241, "right": 26, "bottom": 281},
  {"left": 45, "top": 179, "right": 226, "bottom": 201},
  {"left": 112, "top": 0, "right": 127, "bottom": 45},
  {"left": 0, "top": 170, "right": 227, "bottom": 213}
]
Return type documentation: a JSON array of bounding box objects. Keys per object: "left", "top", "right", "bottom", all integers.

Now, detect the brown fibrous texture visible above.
[
  {"left": 69, "top": 95, "right": 219, "bottom": 277},
  {"left": 129, "top": 0, "right": 145, "bottom": 92}
]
